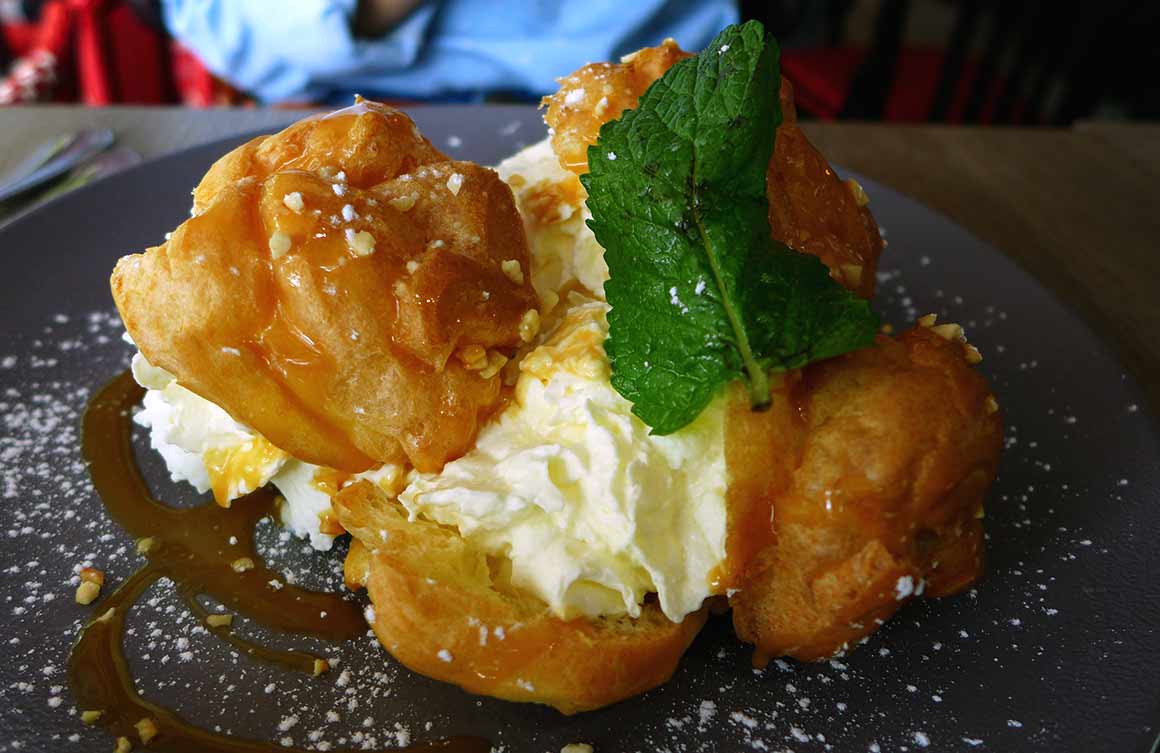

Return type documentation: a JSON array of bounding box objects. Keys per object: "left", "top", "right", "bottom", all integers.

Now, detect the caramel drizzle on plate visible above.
[{"left": 70, "top": 370, "right": 489, "bottom": 753}]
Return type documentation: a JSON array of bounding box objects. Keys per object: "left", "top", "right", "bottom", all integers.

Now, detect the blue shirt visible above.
[{"left": 161, "top": 0, "right": 739, "bottom": 104}]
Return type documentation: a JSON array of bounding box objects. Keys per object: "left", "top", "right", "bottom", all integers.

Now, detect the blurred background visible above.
[{"left": 1, "top": 0, "right": 1157, "bottom": 123}]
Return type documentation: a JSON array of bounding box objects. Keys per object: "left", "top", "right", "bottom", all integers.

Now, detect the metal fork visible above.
[{"left": 0, "top": 128, "right": 115, "bottom": 203}]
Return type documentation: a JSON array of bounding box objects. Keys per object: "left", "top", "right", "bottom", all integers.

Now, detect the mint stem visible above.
[{"left": 746, "top": 364, "right": 771, "bottom": 411}]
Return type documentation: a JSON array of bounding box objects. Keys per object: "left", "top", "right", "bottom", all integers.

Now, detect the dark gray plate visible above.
[{"left": 0, "top": 106, "right": 1157, "bottom": 753}]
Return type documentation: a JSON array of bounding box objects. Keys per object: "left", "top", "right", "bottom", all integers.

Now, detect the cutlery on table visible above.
[{"left": 0, "top": 128, "right": 115, "bottom": 203}]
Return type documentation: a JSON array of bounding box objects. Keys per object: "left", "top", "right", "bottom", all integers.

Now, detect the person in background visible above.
[{"left": 160, "top": 0, "right": 738, "bottom": 105}]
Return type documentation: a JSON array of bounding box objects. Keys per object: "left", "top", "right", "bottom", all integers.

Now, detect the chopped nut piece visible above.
[
  {"left": 479, "top": 350, "right": 509, "bottom": 380},
  {"left": 519, "top": 309, "right": 541, "bottom": 343},
  {"left": 282, "top": 191, "right": 304, "bottom": 213},
  {"left": 135, "top": 717, "right": 158, "bottom": 745},
  {"left": 388, "top": 192, "right": 418, "bottom": 212},
  {"left": 984, "top": 395, "right": 999, "bottom": 414},
  {"left": 931, "top": 322, "right": 965, "bottom": 342},
  {"left": 206, "top": 613, "right": 234, "bottom": 628},
  {"left": 506, "top": 173, "right": 527, "bottom": 188},
  {"left": 136, "top": 537, "right": 156, "bottom": 554},
  {"left": 230, "top": 557, "right": 255, "bottom": 573},
  {"left": 845, "top": 177, "right": 869, "bottom": 207},
  {"left": 917, "top": 313, "right": 938, "bottom": 328},
  {"left": 561, "top": 745, "right": 594, "bottom": 753},
  {"left": 80, "top": 710, "right": 103, "bottom": 724},
  {"left": 79, "top": 567, "right": 105, "bottom": 586},
  {"left": 313, "top": 658, "right": 330, "bottom": 676},
  {"left": 501, "top": 357, "right": 521, "bottom": 387},
  {"left": 318, "top": 510, "right": 346, "bottom": 535},
  {"left": 268, "top": 231, "right": 291, "bottom": 259},
  {"left": 457, "top": 345, "right": 488, "bottom": 371},
  {"left": 964, "top": 344, "right": 983, "bottom": 364},
  {"left": 839, "top": 264, "right": 863, "bottom": 288},
  {"left": 501, "top": 259, "right": 524, "bottom": 285},
  {"left": 75, "top": 581, "right": 101, "bottom": 605},
  {"left": 346, "top": 229, "right": 376, "bottom": 257},
  {"left": 446, "top": 173, "right": 464, "bottom": 196},
  {"left": 96, "top": 607, "right": 115, "bottom": 623},
  {"left": 114, "top": 736, "right": 132, "bottom": 753}
]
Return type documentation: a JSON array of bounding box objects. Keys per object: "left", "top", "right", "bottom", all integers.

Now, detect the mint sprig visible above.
[{"left": 580, "top": 21, "right": 879, "bottom": 435}]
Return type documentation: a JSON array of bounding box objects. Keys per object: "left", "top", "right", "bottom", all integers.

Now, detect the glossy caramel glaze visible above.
[
  {"left": 112, "top": 100, "right": 538, "bottom": 474},
  {"left": 542, "top": 43, "right": 883, "bottom": 298},
  {"left": 70, "top": 370, "right": 489, "bottom": 753},
  {"left": 729, "top": 327, "right": 1003, "bottom": 662},
  {"left": 540, "top": 39, "right": 692, "bottom": 173}
]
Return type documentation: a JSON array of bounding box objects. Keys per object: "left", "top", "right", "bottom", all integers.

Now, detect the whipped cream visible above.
[
  {"left": 400, "top": 300, "right": 728, "bottom": 622},
  {"left": 131, "top": 352, "right": 338, "bottom": 550}
]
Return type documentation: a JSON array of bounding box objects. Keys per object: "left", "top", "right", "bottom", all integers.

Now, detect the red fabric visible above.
[
  {"left": 1, "top": 0, "right": 223, "bottom": 106},
  {"left": 170, "top": 42, "right": 218, "bottom": 107},
  {"left": 780, "top": 46, "right": 1016, "bottom": 124},
  {"left": 69, "top": 0, "right": 114, "bottom": 104},
  {"left": 2, "top": 22, "right": 38, "bottom": 56},
  {"left": 101, "top": 2, "right": 173, "bottom": 103},
  {"left": 781, "top": 47, "right": 865, "bottom": 120}
]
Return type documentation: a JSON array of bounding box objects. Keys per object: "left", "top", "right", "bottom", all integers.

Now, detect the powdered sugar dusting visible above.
[{"left": 0, "top": 234, "right": 1155, "bottom": 751}]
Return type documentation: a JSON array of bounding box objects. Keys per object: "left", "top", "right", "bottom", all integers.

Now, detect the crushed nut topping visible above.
[
  {"left": 931, "top": 322, "right": 966, "bottom": 342},
  {"left": 845, "top": 177, "right": 869, "bottom": 207},
  {"left": 230, "top": 557, "right": 255, "bottom": 573},
  {"left": 206, "top": 613, "right": 234, "bottom": 628},
  {"left": 268, "top": 231, "right": 291, "bottom": 260},
  {"left": 479, "top": 350, "right": 509, "bottom": 380},
  {"left": 282, "top": 192, "right": 304, "bottom": 213},
  {"left": 313, "top": 658, "right": 330, "bottom": 676},
  {"left": 79, "top": 567, "right": 105, "bottom": 586},
  {"left": 135, "top": 717, "right": 158, "bottom": 744},
  {"left": 388, "top": 192, "right": 418, "bottom": 212},
  {"left": 80, "top": 710, "right": 103, "bottom": 725},
  {"left": 519, "top": 309, "right": 541, "bottom": 343},
  {"left": 457, "top": 345, "right": 488, "bottom": 371},
  {"left": 501, "top": 259, "right": 525, "bottom": 285},
  {"left": 345, "top": 229, "right": 376, "bottom": 257},
  {"left": 75, "top": 580, "right": 101, "bottom": 605},
  {"left": 135, "top": 537, "right": 156, "bottom": 554}
]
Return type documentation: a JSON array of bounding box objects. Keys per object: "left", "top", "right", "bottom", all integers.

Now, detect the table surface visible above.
[{"left": 2, "top": 105, "right": 1158, "bottom": 415}]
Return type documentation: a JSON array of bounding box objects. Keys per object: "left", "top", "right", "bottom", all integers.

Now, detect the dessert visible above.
[{"left": 105, "top": 21, "right": 1001, "bottom": 721}]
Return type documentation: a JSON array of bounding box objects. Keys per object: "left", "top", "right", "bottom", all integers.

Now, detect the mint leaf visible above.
[{"left": 581, "top": 21, "right": 878, "bottom": 434}]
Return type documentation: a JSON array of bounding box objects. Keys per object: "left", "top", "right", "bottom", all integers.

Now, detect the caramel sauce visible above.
[
  {"left": 203, "top": 437, "right": 288, "bottom": 507},
  {"left": 520, "top": 176, "right": 587, "bottom": 226},
  {"left": 718, "top": 378, "right": 805, "bottom": 590},
  {"left": 71, "top": 370, "right": 489, "bottom": 753}
]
